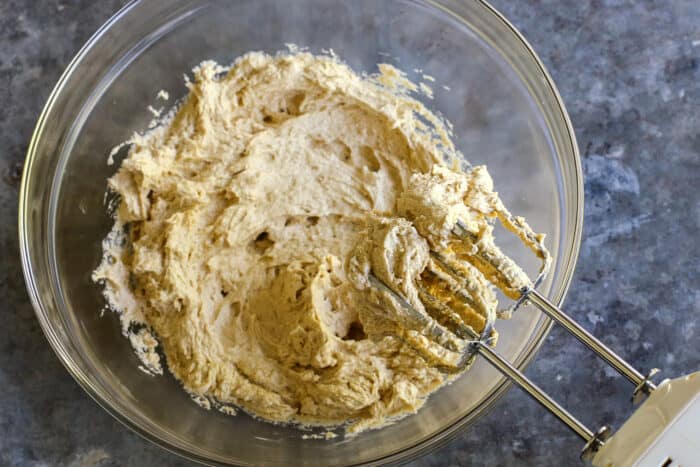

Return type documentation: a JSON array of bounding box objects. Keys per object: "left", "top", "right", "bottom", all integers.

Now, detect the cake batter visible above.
[{"left": 94, "top": 51, "right": 548, "bottom": 433}]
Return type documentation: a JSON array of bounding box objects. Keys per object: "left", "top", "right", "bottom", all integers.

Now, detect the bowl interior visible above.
[{"left": 22, "top": 0, "right": 581, "bottom": 465}]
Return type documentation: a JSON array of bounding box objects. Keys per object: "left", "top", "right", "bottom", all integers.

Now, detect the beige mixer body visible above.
[{"left": 592, "top": 371, "right": 700, "bottom": 467}]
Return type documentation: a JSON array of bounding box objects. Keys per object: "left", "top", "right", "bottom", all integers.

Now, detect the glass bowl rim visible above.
[{"left": 18, "top": 0, "right": 584, "bottom": 464}]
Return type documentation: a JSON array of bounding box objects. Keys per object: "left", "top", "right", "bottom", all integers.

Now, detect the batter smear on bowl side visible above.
[{"left": 93, "top": 51, "right": 549, "bottom": 433}]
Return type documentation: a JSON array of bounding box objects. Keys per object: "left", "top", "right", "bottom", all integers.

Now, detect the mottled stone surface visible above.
[{"left": 1, "top": 1, "right": 698, "bottom": 466}]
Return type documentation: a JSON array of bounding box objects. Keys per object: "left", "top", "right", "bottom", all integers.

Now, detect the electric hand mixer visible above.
[{"left": 368, "top": 184, "right": 700, "bottom": 466}]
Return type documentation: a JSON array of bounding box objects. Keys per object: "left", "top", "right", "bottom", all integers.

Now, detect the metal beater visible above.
[{"left": 369, "top": 212, "right": 700, "bottom": 466}]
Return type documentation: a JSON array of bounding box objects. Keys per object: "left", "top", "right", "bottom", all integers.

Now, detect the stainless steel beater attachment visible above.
[{"left": 369, "top": 220, "right": 659, "bottom": 459}]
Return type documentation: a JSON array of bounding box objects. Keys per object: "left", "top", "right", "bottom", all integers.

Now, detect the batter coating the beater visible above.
[{"left": 94, "top": 51, "right": 548, "bottom": 433}]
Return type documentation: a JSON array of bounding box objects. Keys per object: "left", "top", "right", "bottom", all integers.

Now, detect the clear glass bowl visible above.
[{"left": 19, "top": 0, "right": 582, "bottom": 465}]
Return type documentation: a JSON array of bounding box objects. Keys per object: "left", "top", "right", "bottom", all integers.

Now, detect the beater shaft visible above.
[
  {"left": 474, "top": 341, "right": 596, "bottom": 442},
  {"left": 524, "top": 288, "right": 656, "bottom": 395}
]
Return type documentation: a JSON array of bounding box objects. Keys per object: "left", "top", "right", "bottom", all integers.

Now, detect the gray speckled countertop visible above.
[{"left": 1, "top": 1, "right": 699, "bottom": 466}]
